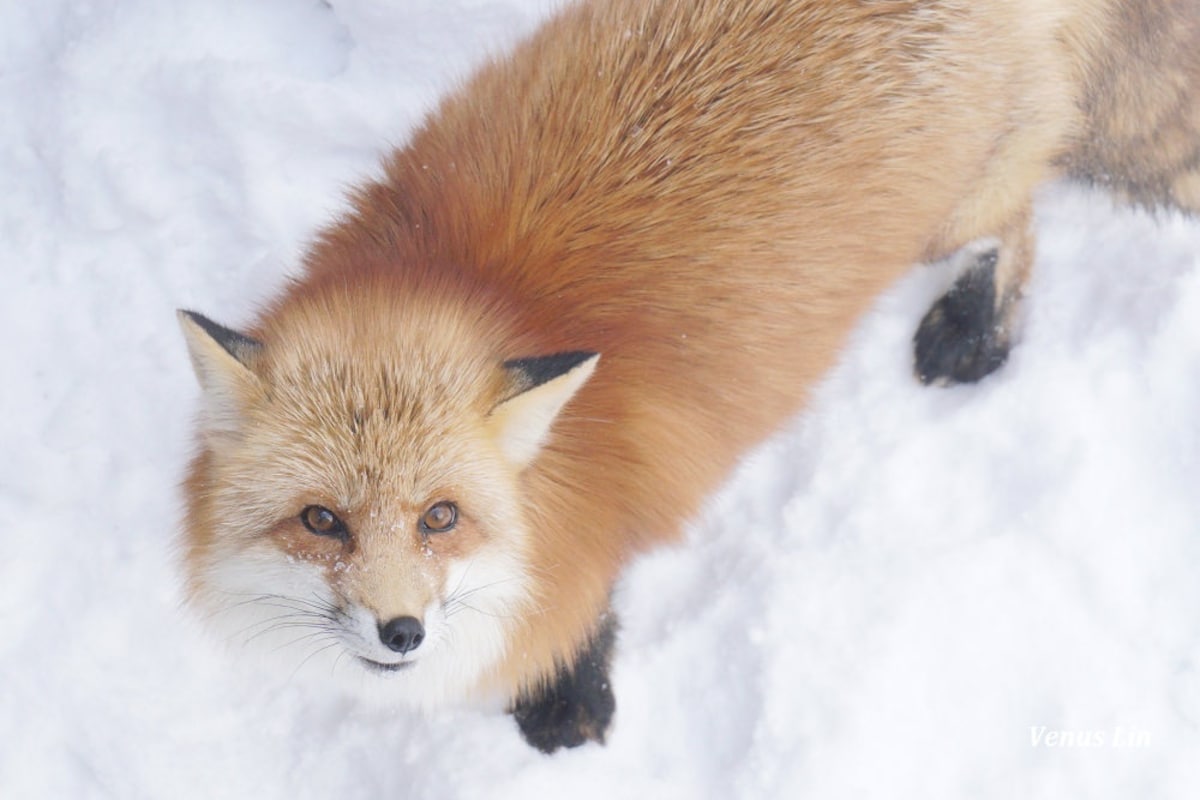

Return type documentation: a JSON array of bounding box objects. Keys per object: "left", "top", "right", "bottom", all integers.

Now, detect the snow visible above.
[{"left": 4, "top": 1, "right": 1199, "bottom": 797}]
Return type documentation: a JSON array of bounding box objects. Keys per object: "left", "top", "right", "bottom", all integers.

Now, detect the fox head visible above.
[{"left": 177, "top": 280, "right": 597, "bottom": 708}]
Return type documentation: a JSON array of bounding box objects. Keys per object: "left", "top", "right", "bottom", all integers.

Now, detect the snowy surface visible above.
[{"left": 4, "top": 1, "right": 1200, "bottom": 797}]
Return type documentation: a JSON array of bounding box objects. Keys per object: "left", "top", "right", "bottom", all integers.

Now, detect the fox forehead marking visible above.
[
  {"left": 265, "top": 352, "right": 491, "bottom": 452},
  {"left": 269, "top": 360, "right": 449, "bottom": 422}
]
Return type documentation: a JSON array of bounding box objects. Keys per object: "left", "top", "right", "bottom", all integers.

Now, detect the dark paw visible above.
[
  {"left": 511, "top": 675, "right": 615, "bottom": 753},
  {"left": 914, "top": 248, "right": 1010, "bottom": 385},
  {"left": 511, "top": 615, "right": 616, "bottom": 753}
]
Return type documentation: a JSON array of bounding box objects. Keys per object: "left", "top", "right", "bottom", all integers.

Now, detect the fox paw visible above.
[
  {"left": 512, "top": 674, "right": 615, "bottom": 753},
  {"left": 913, "top": 248, "right": 1011, "bottom": 385},
  {"left": 510, "top": 616, "right": 616, "bottom": 753}
]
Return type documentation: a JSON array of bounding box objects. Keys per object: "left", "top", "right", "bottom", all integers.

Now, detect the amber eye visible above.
[
  {"left": 300, "top": 505, "right": 348, "bottom": 539},
  {"left": 420, "top": 501, "right": 458, "bottom": 534}
]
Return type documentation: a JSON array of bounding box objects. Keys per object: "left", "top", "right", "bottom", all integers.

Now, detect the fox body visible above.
[{"left": 180, "top": 0, "right": 1200, "bottom": 751}]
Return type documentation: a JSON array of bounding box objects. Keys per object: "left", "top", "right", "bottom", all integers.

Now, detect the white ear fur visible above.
[
  {"left": 177, "top": 310, "right": 261, "bottom": 437},
  {"left": 489, "top": 353, "right": 599, "bottom": 468}
]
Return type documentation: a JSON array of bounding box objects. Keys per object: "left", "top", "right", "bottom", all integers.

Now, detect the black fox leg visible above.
[
  {"left": 914, "top": 246, "right": 1008, "bottom": 385},
  {"left": 914, "top": 211, "right": 1034, "bottom": 386},
  {"left": 511, "top": 610, "right": 617, "bottom": 753}
]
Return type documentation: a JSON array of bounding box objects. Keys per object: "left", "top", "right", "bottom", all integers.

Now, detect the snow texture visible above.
[{"left": 4, "top": 1, "right": 1200, "bottom": 797}]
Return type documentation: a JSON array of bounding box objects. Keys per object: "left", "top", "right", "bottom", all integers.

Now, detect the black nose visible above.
[{"left": 378, "top": 616, "right": 425, "bottom": 654}]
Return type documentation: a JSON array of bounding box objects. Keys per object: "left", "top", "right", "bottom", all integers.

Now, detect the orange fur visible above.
[{"left": 182, "top": 0, "right": 1199, "bottom": 709}]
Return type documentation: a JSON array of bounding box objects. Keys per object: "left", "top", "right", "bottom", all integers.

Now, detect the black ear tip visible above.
[
  {"left": 177, "top": 309, "right": 263, "bottom": 362},
  {"left": 504, "top": 351, "right": 599, "bottom": 391},
  {"left": 178, "top": 309, "right": 225, "bottom": 331},
  {"left": 550, "top": 351, "right": 599, "bottom": 372}
]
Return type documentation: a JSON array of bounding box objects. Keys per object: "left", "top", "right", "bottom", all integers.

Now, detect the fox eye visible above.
[
  {"left": 420, "top": 501, "right": 458, "bottom": 534},
  {"left": 301, "top": 505, "right": 348, "bottom": 539}
]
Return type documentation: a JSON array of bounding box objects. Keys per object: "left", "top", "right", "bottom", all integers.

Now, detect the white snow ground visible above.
[{"left": 3, "top": 1, "right": 1200, "bottom": 797}]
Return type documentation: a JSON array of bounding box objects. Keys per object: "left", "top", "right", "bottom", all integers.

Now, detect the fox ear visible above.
[
  {"left": 177, "top": 310, "right": 262, "bottom": 436},
  {"left": 489, "top": 352, "right": 599, "bottom": 468}
]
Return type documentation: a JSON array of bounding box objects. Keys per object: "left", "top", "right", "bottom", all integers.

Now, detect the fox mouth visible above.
[{"left": 358, "top": 657, "right": 417, "bottom": 674}]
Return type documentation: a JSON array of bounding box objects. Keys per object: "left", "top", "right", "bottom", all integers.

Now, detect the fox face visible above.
[{"left": 178, "top": 282, "right": 597, "bottom": 707}]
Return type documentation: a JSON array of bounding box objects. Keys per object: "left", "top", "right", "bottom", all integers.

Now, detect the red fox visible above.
[{"left": 179, "top": 0, "right": 1200, "bottom": 751}]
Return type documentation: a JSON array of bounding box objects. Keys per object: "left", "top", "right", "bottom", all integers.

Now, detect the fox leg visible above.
[
  {"left": 913, "top": 208, "right": 1034, "bottom": 386},
  {"left": 1058, "top": 1, "right": 1200, "bottom": 217},
  {"left": 511, "top": 610, "right": 617, "bottom": 753},
  {"left": 916, "top": 3, "right": 1200, "bottom": 386}
]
